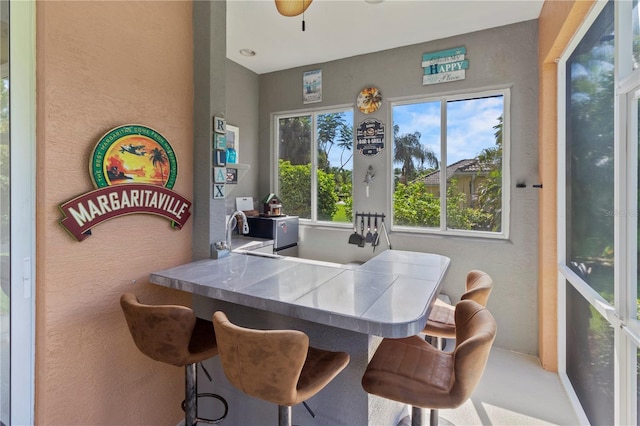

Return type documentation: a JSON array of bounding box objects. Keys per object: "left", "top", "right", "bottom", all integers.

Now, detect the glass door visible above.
[
  {"left": 629, "top": 81, "right": 640, "bottom": 426},
  {"left": 559, "top": 1, "right": 640, "bottom": 424},
  {"left": 2, "top": 1, "right": 35, "bottom": 424},
  {"left": 0, "top": 0, "right": 8, "bottom": 423}
]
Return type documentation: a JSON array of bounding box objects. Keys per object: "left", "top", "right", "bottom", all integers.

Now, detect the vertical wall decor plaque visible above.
[
  {"left": 356, "top": 118, "right": 385, "bottom": 157},
  {"left": 303, "top": 69, "right": 322, "bottom": 104},
  {"left": 212, "top": 116, "right": 227, "bottom": 198}
]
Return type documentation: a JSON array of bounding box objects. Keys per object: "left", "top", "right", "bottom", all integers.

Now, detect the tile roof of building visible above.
[{"left": 422, "top": 159, "right": 492, "bottom": 185}]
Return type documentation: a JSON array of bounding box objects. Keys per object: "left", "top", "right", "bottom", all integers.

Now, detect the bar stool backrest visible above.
[
  {"left": 449, "top": 300, "right": 497, "bottom": 405},
  {"left": 120, "top": 292, "right": 197, "bottom": 367},
  {"left": 461, "top": 270, "right": 493, "bottom": 307},
  {"left": 212, "top": 311, "right": 309, "bottom": 406}
]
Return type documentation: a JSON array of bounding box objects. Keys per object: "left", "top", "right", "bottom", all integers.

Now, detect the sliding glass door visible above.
[
  {"left": 559, "top": 1, "right": 640, "bottom": 424},
  {"left": 0, "top": 1, "right": 8, "bottom": 423},
  {"left": 1, "top": 1, "right": 35, "bottom": 424}
]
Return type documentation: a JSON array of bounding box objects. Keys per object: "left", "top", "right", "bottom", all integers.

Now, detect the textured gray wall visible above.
[
  {"left": 252, "top": 20, "right": 540, "bottom": 355},
  {"left": 225, "top": 59, "right": 261, "bottom": 210},
  {"left": 221, "top": 21, "right": 539, "bottom": 355},
  {"left": 192, "top": 0, "right": 227, "bottom": 259}
]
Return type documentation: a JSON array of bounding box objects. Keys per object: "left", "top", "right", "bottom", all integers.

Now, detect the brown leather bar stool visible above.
[
  {"left": 423, "top": 270, "right": 493, "bottom": 349},
  {"left": 362, "top": 299, "right": 497, "bottom": 426},
  {"left": 120, "top": 293, "right": 228, "bottom": 426},
  {"left": 212, "top": 311, "right": 350, "bottom": 426}
]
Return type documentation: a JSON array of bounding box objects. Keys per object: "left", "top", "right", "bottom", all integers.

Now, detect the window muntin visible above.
[
  {"left": 392, "top": 90, "right": 507, "bottom": 236},
  {"left": 275, "top": 109, "right": 353, "bottom": 223}
]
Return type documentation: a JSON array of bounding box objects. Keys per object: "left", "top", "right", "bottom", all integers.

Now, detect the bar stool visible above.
[
  {"left": 120, "top": 293, "right": 228, "bottom": 426},
  {"left": 423, "top": 270, "right": 493, "bottom": 349},
  {"left": 362, "top": 299, "right": 497, "bottom": 426},
  {"left": 212, "top": 311, "right": 350, "bottom": 426}
]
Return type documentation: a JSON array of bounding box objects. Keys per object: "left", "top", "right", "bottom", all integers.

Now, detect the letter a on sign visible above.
[{"left": 214, "top": 167, "right": 226, "bottom": 183}]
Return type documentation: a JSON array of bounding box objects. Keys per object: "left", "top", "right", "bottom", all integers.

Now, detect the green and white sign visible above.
[{"left": 422, "top": 46, "right": 468, "bottom": 85}]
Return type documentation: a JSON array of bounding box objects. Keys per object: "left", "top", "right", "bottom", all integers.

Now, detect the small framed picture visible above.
[
  {"left": 303, "top": 69, "right": 322, "bottom": 104},
  {"left": 226, "top": 168, "right": 238, "bottom": 184},
  {"left": 226, "top": 125, "right": 239, "bottom": 163}
]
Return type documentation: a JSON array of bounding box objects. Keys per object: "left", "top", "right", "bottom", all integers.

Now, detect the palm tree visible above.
[
  {"left": 336, "top": 122, "right": 353, "bottom": 172},
  {"left": 149, "top": 147, "right": 167, "bottom": 185},
  {"left": 317, "top": 113, "right": 346, "bottom": 171},
  {"left": 393, "top": 124, "right": 439, "bottom": 184},
  {"left": 475, "top": 115, "right": 503, "bottom": 231},
  {"left": 278, "top": 116, "right": 311, "bottom": 165}
]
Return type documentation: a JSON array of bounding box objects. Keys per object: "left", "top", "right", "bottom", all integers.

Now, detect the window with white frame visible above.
[
  {"left": 391, "top": 89, "right": 509, "bottom": 236},
  {"left": 275, "top": 108, "right": 354, "bottom": 223}
]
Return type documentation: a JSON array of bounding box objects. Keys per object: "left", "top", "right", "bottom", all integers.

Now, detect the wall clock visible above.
[{"left": 356, "top": 87, "right": 382, "bottom": 114}]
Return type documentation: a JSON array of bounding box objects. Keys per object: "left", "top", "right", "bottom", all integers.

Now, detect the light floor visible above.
[
  {"left": 421, "top": 346, "right": 583, "bottom": 426},
  {"left": 189, "top": 344, "right": 584, "bottom": 426}
]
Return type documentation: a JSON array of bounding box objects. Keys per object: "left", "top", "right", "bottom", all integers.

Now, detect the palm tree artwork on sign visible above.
[
  {"left": 102, "top": 134, "right": 173, "bottom": 187},
  {"left": 149, "top": 147, "right": 168, "bottom": 186}
]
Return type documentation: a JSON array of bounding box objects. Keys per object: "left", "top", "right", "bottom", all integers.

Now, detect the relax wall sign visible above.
[{"left": 58, "top": 124, "right": 192, "bottom": 242}]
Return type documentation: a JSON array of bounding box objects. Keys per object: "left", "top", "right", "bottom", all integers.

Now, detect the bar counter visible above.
[{"left": 149, "top": 249, "right": 450, "bottom": 425}]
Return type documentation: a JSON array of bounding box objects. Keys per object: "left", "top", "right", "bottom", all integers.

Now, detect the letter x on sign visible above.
[{"left": 213, "top": 184, "right": 225, "bottom": 199}]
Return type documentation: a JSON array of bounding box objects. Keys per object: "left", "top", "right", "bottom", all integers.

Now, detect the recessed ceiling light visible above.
[
  {"left": 240, "top": 49, "right": 256, "bottom": 57},
  {"left": 365, "top": 0, "right": 384, "bottom": 3}
]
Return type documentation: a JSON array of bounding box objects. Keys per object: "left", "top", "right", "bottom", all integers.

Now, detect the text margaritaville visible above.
[
  {"left": 68, "top": 187, "right": 188, "bottom": 226},
  {"left": 59, "top": 183, "right": 192, "bottom": 241}
]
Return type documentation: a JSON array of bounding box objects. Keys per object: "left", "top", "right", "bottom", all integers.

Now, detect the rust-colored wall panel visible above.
[
  {"left": 35, "top": 1, "right": 194, "bottom": 424},
  {"left": 537, "top": 0, "right": 594, "bottom": 371}
]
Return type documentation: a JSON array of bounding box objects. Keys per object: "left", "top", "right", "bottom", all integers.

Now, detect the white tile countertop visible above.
[{"left": 149, "top": 249, "right": 450, "bottom": 338}]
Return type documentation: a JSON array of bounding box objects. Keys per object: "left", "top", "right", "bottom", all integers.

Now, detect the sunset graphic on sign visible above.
[{"left": 104, "top": 135, "right": 171, "bottom": 186}]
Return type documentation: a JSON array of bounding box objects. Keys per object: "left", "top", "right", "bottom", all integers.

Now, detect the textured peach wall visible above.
[
  {"left": 36, "top": 1, "right": 194, "bottom": 424},
  {"left": 537, "top": 0, "right": 594, "bottom": 371}
]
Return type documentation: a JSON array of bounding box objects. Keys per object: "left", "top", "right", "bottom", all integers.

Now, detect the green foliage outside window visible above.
[
  {"left": 278, "top": 160, "right": 340, "bottom": 221},
  {"left": 277, "top": 111, "right": 354, "bottom": 223},
  {"left": 392, "top": 112, "right": 503, "bottom": 232},
  {"left": 393, "top": 179, "right": 493, "bottom": 231}
]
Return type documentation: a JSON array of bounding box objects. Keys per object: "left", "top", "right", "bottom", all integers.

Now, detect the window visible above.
[
  {"left": 275, "top": 108, "right": 353, "bottom": 223},
  {"left": 391, "top": 89, "right": 508, "bottom": 237}
]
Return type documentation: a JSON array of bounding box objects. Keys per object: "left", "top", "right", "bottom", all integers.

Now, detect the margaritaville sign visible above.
[{"left": 59, "top": 124, "right": 192, "bottom": 241}]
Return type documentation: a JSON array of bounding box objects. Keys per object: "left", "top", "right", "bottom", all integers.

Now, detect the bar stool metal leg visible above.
[
  {"left": 411, "top": 406, "right": 439, "bottom": 426},
  {"left": 430, "top": 408, "right": 439, "bottom": 426},
  {"left": 278, "top": 405, "right": 292, "bottom": 426},
  {"left": 411, "top": 406, "right": 423, "bottom": 426},
  {"left": 185, "top": 363, "right": 197, "bottom": 426},
  {"left": 182, "top": 363, "right": 229, "bottom": 425}
]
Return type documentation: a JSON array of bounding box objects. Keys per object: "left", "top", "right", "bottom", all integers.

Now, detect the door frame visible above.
[{"left": 8, "top": 1, "right": 36, "bottom": 424}]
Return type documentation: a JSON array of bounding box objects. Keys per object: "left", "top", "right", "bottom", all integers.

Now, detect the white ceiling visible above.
[{"left": 227, "top": 0, "right": 545, "bottom": 75}]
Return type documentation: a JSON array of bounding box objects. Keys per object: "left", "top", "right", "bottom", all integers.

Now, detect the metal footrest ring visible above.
[{"left": 181, "top": 392, "right": 229, "bottom": 424}]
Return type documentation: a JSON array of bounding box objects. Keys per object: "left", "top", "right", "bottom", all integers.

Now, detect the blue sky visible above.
[
  {"left": 392, "top": 96, "right": 503, "bottom": 166},
  {"left": 325, "top": 95, "right": 503, "bottom": 170}
]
